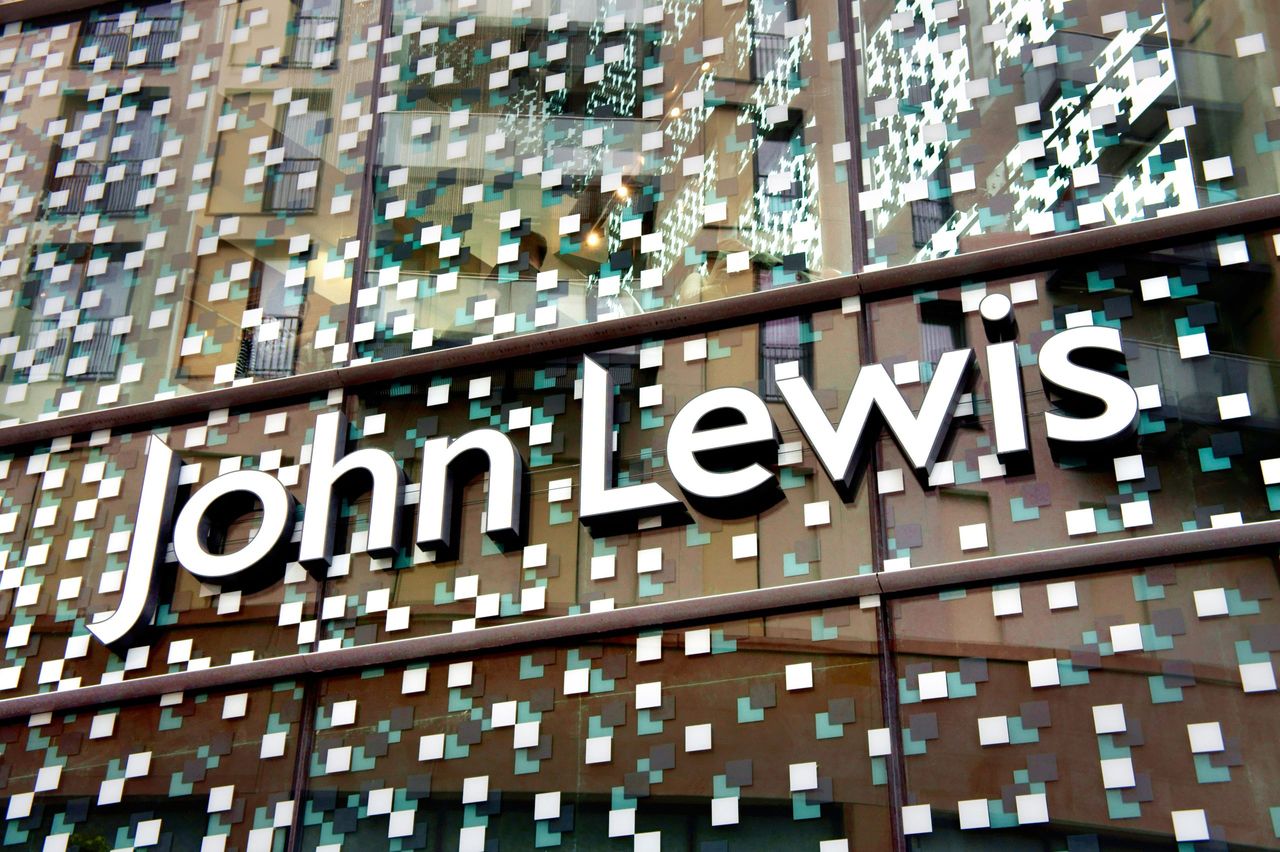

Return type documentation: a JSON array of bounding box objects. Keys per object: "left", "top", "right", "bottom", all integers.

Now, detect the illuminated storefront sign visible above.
[{"left": 91, "top": 296, "right": 1143, "bottom": 650}]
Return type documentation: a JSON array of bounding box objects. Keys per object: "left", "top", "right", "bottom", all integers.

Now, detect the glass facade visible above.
[
  {"left": 0, "top": 0, "right": 1277, "bottom": 848},
  {"left": 892, "top": 554, "right": 1280, "bottom": 846},
  {"left": 856, "top": 0, "right": 1280, "bottom": 268}
]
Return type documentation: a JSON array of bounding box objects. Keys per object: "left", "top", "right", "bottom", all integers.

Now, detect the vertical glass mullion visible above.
[{"left": 343, "top": 0, "right": 395, "bottom": 355}]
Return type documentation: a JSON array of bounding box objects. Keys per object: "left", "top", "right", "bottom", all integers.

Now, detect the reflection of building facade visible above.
[
  {"left": 0, "top": 0, "right": 381, "bottom": 422},
  {"left": 0, "top": 0, "right": 1276, "bottom": 849},
  {"left": 858, "top": 0, "right": 1280, "bottom": 269}
]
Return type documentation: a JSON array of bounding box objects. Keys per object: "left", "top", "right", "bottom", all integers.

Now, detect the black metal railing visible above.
[
  {"left": 29, "top": 318, "right": 121, "bottom": 380},
  {"left": 50, "top": 162, "right": 96, "bottom": 215},
  {"left": 78, "top": 16, "right": 181, "bottom": 67},
  {"left": 264, "top": 158, "right": 320, "bottom": 213},
  {"left": 104, "top": 163, "right": 149, "bottom": 214},
  {"left": 289, "top": 15, "right": 339, "bottom": 67},
  {"left": 237, "top": 315, "right": 301, "bottom": 378},
  {"left": 760, "top": 318, "right": 809, "bottom": 401},
  {"left": 751, "top": 32, "right": 787, "bottom": 80},
  {"left": 911, "top": 197, "right": 955, "bottom": 248},
  {"left": 28, "top": 320, "right": 69, "bottom": 375},
  {"left": 50, "top": 160, "right": 149, "bottom": 216}
]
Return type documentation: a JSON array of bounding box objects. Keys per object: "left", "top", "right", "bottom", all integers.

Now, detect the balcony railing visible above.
[
  {"left": 29, "top": 318, "right": 121, "bottom": 380},
  {"left": 760, "top": 317, "right": 809, "bottom": 401},
  {"left": 289, "top": 15, "right": 339, "bottom": 67},
  {"left": 78, "top": 16, "right": 181, "bottom": 67},
  {"left": 751, "top": 33, "right": 787, "bottom": 80},
  {"left": 264, "top": 158, "right": 320, "bottom": 213},
  {"left": 237, "top": 315, "right": 301, "bottom": 379},
  {"left": 911, "top": 197, "right": 956, "bottom": 248},
  {"left": 50, "top": 160, "right": 149, "bottom": 216}
]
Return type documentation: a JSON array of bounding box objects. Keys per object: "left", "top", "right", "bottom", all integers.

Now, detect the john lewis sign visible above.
[{"left": 90, "top": 296, "right": 1141, "bottom": 650}]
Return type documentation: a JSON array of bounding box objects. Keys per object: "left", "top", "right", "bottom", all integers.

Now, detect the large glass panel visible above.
[
  {"left": 355, "top": 0, "right": 856, "bottom": 358},
  {"left": 891, "top": 554, "right": 1280, "bottom": 847},
  {"left": 0, "top": 305, "right": 874, "bottom": 699},
  {"left": 0, "top": 680, "right": 303, "bottom": 850},
  {"left": 0, "top": 0, "right": 375, "bottom": 425},
  {"left": 328, "top": 306, "right": 872, "bottom": 645},
  {"left": 301, "top": 606, "right": 888, "bottom": 848},
  {"left": 856, "top": 0, "right": 1280, "bottom": 268},
  {"left": 869, "top": 224, "right": 1280, "bottom": 568},
  {"left": 0, "top": 392, "right": 330, "bottom": 698}
]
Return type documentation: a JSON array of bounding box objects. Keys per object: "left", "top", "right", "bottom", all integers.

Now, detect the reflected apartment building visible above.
[{"left": 0, "top": 0, "right": 1277, "bottom": 850}]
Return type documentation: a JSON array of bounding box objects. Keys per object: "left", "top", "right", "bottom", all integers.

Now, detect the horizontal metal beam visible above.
[
  {"left": 0, "top": 0, "right": 98, "bottom": 24},
  {"left": 1, "top": 518, "right": 1276, "bottom": 721},
  {"left": 874, "top": 519, "right": 1280, "bottom": 593},
  {"left": 1, "top": 194, "right": 1279, "bottom": 450}
]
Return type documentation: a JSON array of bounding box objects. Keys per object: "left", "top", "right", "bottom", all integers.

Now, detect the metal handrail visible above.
[
  {"left": 29, "top": 317, "right": 120, "bottom": 380},
  {"left": 78, "top": 16, "right": 180, "bottom": 67},
  {"left": 750, "top": 32, "right": 788, "bottom": 80},
  {"left": 264, "top": 157, "right": 321, "bottom": 213},
  {"left": 289, "top": 14, "right": 339, "bottom": 67},
  {"left": 50, "top": 160, "right": 148, "bottom": 216},
  {"left": 238, "top": 315, "right": 302, "bottom": 378}
]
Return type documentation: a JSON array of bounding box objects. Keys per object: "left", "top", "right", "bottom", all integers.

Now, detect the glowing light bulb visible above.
[{"left": 586, "top": 231, "right": 601, "bottom": 247}]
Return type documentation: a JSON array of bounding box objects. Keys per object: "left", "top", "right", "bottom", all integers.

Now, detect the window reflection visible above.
[
  {"left": 19, "top": 244, "right": 135, "bottom": 384},
  {"left": 47, "top": 90, "right": 165, "bottom": 218}
]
